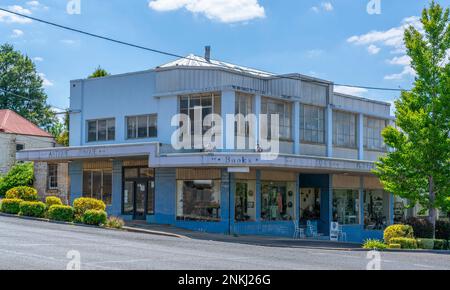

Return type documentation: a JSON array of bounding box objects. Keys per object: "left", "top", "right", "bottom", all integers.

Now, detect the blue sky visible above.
[{"left": 1, "top": 0, "right": 449, "bottom": 113}]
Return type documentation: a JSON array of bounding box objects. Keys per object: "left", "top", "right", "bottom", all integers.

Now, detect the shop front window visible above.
[
  {"left": 332, "top": 189, "right": 360, "bottom": 225},
  {"left": 261, "top": 181, "right": 296, "bottom": 221},
  {"left": 235, "top": 180, "right": 256, "bottom": 222},
  {"left": 83, "top": 170, "right": 112, "bottom": 205},
  {"left": 176, "top": 180, "right": 221, "bottom": 221},
  {"left": 300, "top": 188, "right": 321, "bottom": 220},
  {"left": 364, "top": 190, "right": 390, "bottom": 230}
]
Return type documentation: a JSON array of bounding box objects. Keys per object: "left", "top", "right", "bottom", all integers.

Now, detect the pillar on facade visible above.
[
  {"left": 358, "top": 113, "right": 364, "bottom": 160},
  {"left": 68, "top": 160, "right": 83, "bottom": 205},
  {"left": 326, "top": 106, "right": 333, "bottom": 157},
  {"left": 110, "top": 160, "right": 123, "bottom": 216},
  {"left": 293, "top": 101, "right": 301, "bottom": 155},
  {"left": 221, "top": 90, "right": 236, "bottom": 150}
]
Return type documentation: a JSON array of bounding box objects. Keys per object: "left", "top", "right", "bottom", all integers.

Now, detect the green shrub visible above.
[
  {"left": 433, "top": 239, "right": 446, "bottom": 250},
  {"left": 388, "top": 243, "right": 401, "bottom": 249},
  {"left": 0, "top": 198, "right": 23, "bottom": 214},
  {"left": 417, "top": 238, "right": 435, "bottom": 249},
  {"left": 73, "top": 197, "right": 106, "bottom": 217},
  {"left": 362, "top": 239, "right": 387, "bottom": 250},
  {"left": 389, "top": 237, "right": 418, "bottom": 249},
  {"left": 47, "top": 205, "right": 74, "bottom": 222},
  {"left": 105, "top": 216, "right": 125, "bottom": 229},
  {"left": 19, "top": 201, "right": 46, "bottom": 218},
  {"left": 6, "top": 186, "right": 38, "bottom": 201},
  {"left": 384, "top": 224, "right": 414, "bottom": 244},
  {"left": 406, "top": 217, "right": 433, "bottom": 238},
  {"left": 45, "top": 196, "right": 63, "bottom": 208},
  {"left": 436, "top": 220, "right": 450, "bottom": 240},
  {"left": 0, "top": 163, "right": 34, "bottom": 196},
  {"left": 82, "top": 209, "right": 107, "bottom": 226}
]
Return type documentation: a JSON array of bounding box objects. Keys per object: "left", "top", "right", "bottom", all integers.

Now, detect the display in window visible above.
[
  {"left": 177, "top": 180, "right": 221, "bottom": 221},
  {"left": 363, "top": 190, "right": 389, "bottom": 230},
  {"left": 332, "top": 189, "right": 359, "bottom": 225},
  {"left": 235, "top": 180, "right": 256, "bottom": 222},
  {"left": 261, "top": 181, "right": 295, "bottom": 221},
  {"left": 300, "top": 188, "right": 321, "bottom": 220}
]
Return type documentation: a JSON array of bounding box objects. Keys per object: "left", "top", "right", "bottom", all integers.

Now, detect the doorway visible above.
[{"left": 123, "top": 167, "right": 155, "bottom": 220}]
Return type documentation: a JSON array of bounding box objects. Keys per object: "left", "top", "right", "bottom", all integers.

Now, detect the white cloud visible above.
[
  {"left": 334, "top": 85, "right": 368, "bottom": 96},
  {"left": 38, "top": 73, "right": 54, "bottom": 87},
  {"left": 387, "top": 55, "right": 410, "bottom": 66},
  {"left": 311, "top": 2, "right": 334, "bottom": 13},
  {"left": 367, "top": 44, "right": 380, "bottom": 55},
  {"left": 26, "top": 1, "right": 40, "bottom": 7},
  {"left": 347, "top": 16, "right": 422, "bottom": 80},
  {"left": 148, "top": 0, "right": 265, "bottom": 23},
  {"left": 26, "top": 1, "right": 49, "bottom": 11},
  {"left": 33, "top": 56, "right": 44, "bottom": 62},
  {"left": 60, "top": 39, "right": 77, "bottom": 45},
  {"left": 0, "top": 5, "right": 32, "bottom": 24},
  {"left": 321, "top": 2, "right": 333, "bottom": 12},
  {"left": 384, "top": 66, "right": 416, "bottom": 80},
  {"left": 306, "top": 49, "right": 324, "bottom": 58},
  {"left": 11, "top": 29, "right": 24, "bottom": 38}
]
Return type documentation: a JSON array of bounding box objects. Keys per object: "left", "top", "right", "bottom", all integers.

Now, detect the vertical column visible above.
[
  {"left": 221, "top": 90, "right": 236, "bottom": 150},
  {"left": 296, "top": 173, "right": 300, "bottom": 220},
  {"left": 255, "top": 170, "right": 261, "bottom": 222},
  {"left": 220, "top": 169, "right": 232, "bottom": 234},
  {"left": 293, "top": 101, "right": 301, "bottom": 155},
  {"left": 359, "top": 176, "right": 364, "bottom": 226},
  {"left": 254, "top": 95, "right": 261, "bottom": 147},
  {"left": 328, "top": 174, "right": 333, "bottom": 236},
  {"left": 358, "top": 113, "right": 364, "bottom": 160},
  {"left": 326, "top": 106, "right": 333, "bottom": 157},
  {"left": 111, "top": 160, "right": 123, "bottom": 216},
  {"left": 68, "top": 160, "right": 83, "bottom": 205}
]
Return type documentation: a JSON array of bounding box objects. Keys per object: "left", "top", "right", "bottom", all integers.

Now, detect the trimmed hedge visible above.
[
  {"left": 45, "top": 196, "right": 63, "bottom": 208},
  {"left": 0, "top": 198, "right": 23, "bottom": 214},
  {"left": 363, "top": 239, "right": 387, "bottom": 250},
  {"left": 19, "top": 201, "right": 46, "bottom": 218},
  {"left": 388, "top": 244, "right": 401, "bottom": 249},
  {"left": 436, "top": 220, "right": 450, "bottom": 240},
  {"left": 417, "top": 238, "right": 435, "bottom": 250},
  {"left": 6, "top": 186, "right": 38, "bottom": 201},
  {"left": 82, "top": 209, "right": 107, "bottom": 226},
  {"left": 389, "top": 237, "right": 418, "bottom": 249},
  {"left": 73, "top": 197, "right": 106, "bottom": 216},
  {"left": 384, "top": 224, "right": 414, "bottom": 244},
  {"left": 47, "top": 205, "right": 74, "bottom": 222},
  {"left": 433, "top": 239, "right": 447, "bottom": 250}
]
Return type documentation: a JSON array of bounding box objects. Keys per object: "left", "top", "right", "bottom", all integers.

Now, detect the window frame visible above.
[
  {"left": 126, "top": 114, "right": 158, "bottom": 140},
  {"left": 82, "top": 169, "right": 113, "bottom": 205},
  {"left": 333, "top": 111, "right": 357, "bottom": 148},
  {"left": 261, "top": 97, "right": 293, "bottom": 141},
  {"left": 364, "top": 116, "right": 387, "bottom": 151},
  {"left": 47, "top": 164, "right": 58, "bottom": 190},
  {"left": 300, "top": 104, "right": 325, "bottom": 144},
  {"left": 86, "top": 118, "right": 115, "bottom": 143}
]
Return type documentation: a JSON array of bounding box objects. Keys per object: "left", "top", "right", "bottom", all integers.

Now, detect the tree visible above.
[
  {"left": 374, "top": 1, "right": 450, "bottom": 238},
  {"left": 49, "top": 111, "right": 69, "bottom": 146},
  {"left": 0, "top": 44, "right": 57, "bottom": 130},
  {"left": 88, "top": 66, "right": 110, "bottom": 79},
  {"left": 0, "top": 163, "right": 34, "bottom": 197}
]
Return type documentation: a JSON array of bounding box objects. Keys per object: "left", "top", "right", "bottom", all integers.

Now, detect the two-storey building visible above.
[{"left": 17, "top": 50, "right": 399, "bottom": 242}]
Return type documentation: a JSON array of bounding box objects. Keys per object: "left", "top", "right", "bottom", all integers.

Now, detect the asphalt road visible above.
[{"left": 0, "top": 215, "right": 448, "bottom": 270}]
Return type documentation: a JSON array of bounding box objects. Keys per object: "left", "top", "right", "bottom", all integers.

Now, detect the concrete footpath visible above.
[{"left": 124, "top": 222, "right": 363, "bottom": 250}]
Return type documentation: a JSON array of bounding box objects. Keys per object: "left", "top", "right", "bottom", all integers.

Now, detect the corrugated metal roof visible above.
[
  {"left": 157, "top": 54, "right": 274, "bottom": 78},
  {"left": 0, "top": 109, "right": 53, "bottom": 138}
]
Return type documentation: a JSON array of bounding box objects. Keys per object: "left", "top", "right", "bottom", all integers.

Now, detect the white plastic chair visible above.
[{"left": 338, "top": 225, "right": 347, "bottom": 241}]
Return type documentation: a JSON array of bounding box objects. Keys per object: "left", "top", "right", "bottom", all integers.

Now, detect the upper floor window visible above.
[
  {"left": 235, "top": 93, "right": 253, "bottom": 137},
  {"left": 333, "top": 111, "right": 356, "bottom": 148},
  {"left": 87, "top": 118, "right": 115, "bottom": 142},
  {"left": 16, "top": 144, "right": 25, "bottom": 151},
  {"left": 364, "top": 117, "right": 387, "bottom": 151},
  {"left": 126, "top": 114, "right": 157, "bottom": 139},
  {"left": 179, "top": 93, "right": 221, "bottom": 135},
  {"left": 47, "top": 164, "right": 58, "bottom": 190},
  {"left": 300, "top": 104, "right": 325, "bottom": 144},
  {"left": 261, "top": 97, "right": 292, "bottom": 140}
]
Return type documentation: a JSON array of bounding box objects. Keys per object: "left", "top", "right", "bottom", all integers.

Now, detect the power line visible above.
[
  {"left": 0, "top": 7, "right": 410, "bottom": 93},
  {"left": 0, "top": 88, "right": 68, "bottom": 112}
]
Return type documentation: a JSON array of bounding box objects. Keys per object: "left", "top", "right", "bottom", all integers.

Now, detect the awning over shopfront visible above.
[{"left": 17, "top": 142, "right": 375, "bottom": 174}]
